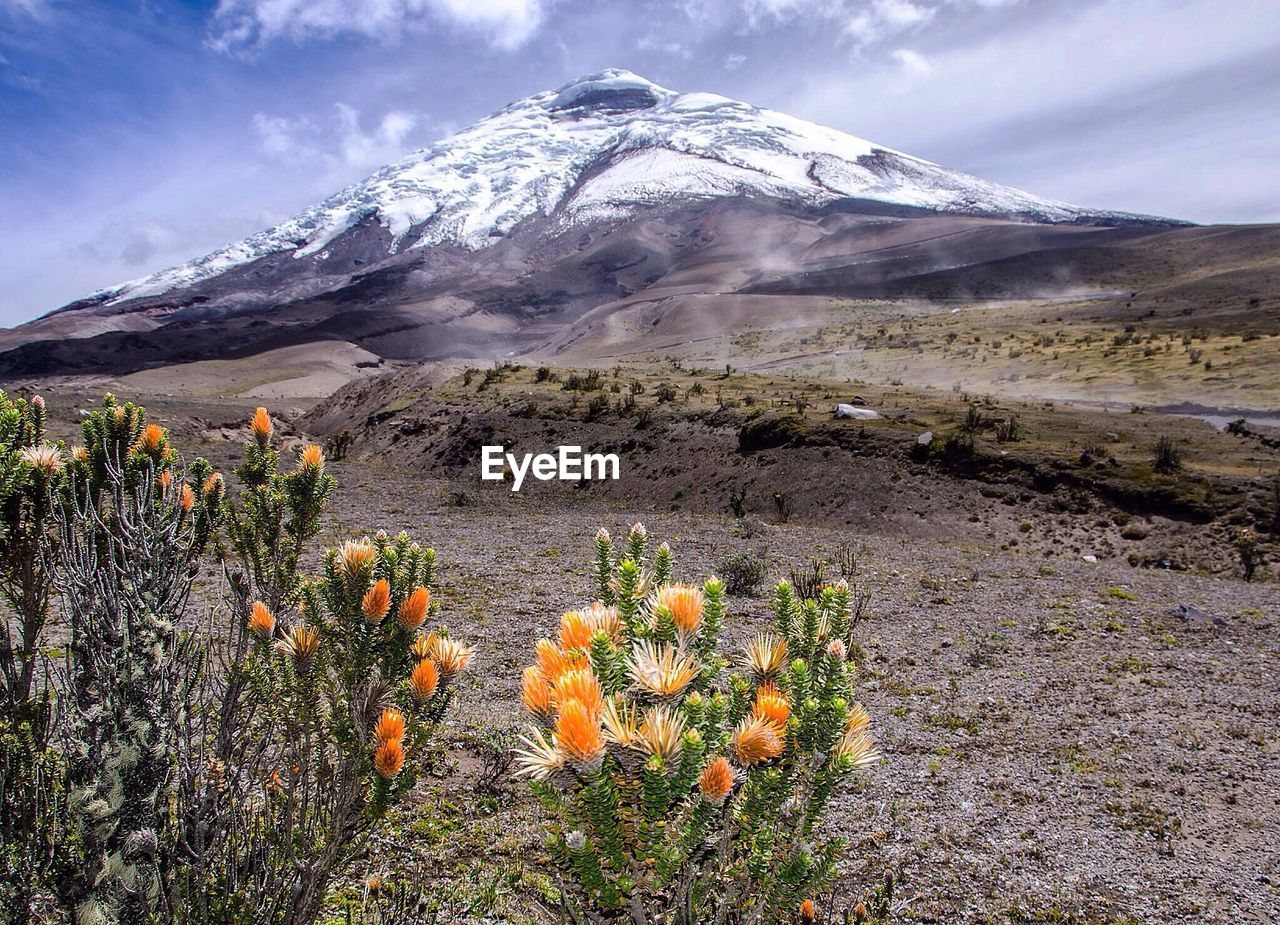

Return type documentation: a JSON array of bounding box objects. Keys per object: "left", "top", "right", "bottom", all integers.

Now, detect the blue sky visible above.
[{"left": 1, "top": 0, "right": 1278, "bottom": 326}]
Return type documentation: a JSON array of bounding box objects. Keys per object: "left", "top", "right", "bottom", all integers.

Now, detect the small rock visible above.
[
  {"left": 1082, "top": 554, "right": 1098, "bottom": 563},
  {"left": 940, "top": 637, "right": 953, "bottom": 648},
  {"left": 1170, "top": 602, "right": 1228, "bottom": 627},
  {"left": 917, "top": 431, "right": 933, "bottom": 445}
]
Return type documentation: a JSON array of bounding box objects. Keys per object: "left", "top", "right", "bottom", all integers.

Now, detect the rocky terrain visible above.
[{"left": 15, "top": 380, "right": 1276, "bottom": 923}]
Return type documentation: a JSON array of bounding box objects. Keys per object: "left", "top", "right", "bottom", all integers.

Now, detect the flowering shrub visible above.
[
  {"left": 0, "top": 398, "right": 472, "bottom": 925},
  {"left": 516, "top": 524, "right": 878, "bottom": 924},
  {"left": 175, "top": 407, "right": 473, "bottom": 925}
]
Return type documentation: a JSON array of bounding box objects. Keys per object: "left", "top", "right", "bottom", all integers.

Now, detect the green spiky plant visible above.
[
  {"left": 515, "top": 523, "right": 879, "bottom": 925},
  {"left": 51, "top": 395, "right": 222, "bottom": 924},
  {"left": 175, "top": 408, "right": 473, "bottom": 925},
  {"left": 0, "top": 390, "right": 65, "bottom": 924}
]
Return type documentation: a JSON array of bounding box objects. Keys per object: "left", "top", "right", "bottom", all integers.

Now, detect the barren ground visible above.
[{"left": 23, "top": 386, "right": 1279, "bottom": 924}]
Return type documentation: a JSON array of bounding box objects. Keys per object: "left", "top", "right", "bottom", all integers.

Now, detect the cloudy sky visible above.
[{"left": 1, "top": 0, "right": 1278, "bottom": 326}]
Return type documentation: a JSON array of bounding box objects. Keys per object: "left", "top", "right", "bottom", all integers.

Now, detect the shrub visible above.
[
  {"left": 0, "top": 398, "right": 473, "bottom": 925},
  {"left": 738, "top": 415, "right": 804, "bottom": 453},
  {"left": 1235, "top": 528, "right": 1262, "bottom": 582},
  {"left": 515, "top": 525, "right": 878, "bottom": 924},
  {"left": 717, "top": 551, "right": 766, "bottom": 595},
  {"left": 1152, "top": 435, "right": 1181, "bottom": 473},
  {"left": 50, "top": 395, "right": 222, "bottom": 923}
]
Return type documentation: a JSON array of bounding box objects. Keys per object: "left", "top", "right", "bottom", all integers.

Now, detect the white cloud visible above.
[
  {"left": 209, "top": 0, "right": 543, "bottom": 52},
  {"left": 725, "top": 52, "right": 747, "bottom": 70},
  {"left": 253, "top": 103, "right": 422, "bottom": 172},
  {"left": 891, "top": 47, "right": 933, "bottom": 78},
  {"left": 844, "top": 0, "right": 933, "bottom": 43},
  {"left": 740, "top": 0, "right": 934, "bottom": 44},
  {"left": 0, "top": 0, "right": 49, "bottom": 17}
]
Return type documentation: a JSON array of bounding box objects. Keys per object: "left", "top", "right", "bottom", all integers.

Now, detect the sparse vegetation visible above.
[
  {"left": 514, "top": 525, "right": 878, "bottom": 923},
  {"left": 717, "top": 550, "right": 767, "bottom": 595}
]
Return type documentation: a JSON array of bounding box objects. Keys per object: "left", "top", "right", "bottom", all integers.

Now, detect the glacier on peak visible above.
[{"left": 88, "top": 68, "right": 1145, "bottom": 307}]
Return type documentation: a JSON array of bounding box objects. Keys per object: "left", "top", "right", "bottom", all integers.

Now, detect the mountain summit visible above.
[
  {"left": 88, "top": 69, "right": 1152, "bottom": 307},
  {"left": 3, "top": 69, "right": 1182, "bottom": 376}
]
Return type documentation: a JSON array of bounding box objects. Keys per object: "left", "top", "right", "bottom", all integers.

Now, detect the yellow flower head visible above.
[
  {"left": 337, "top": 539, "right": 376, "bottom": 582},
  {"left": 744, "top": 633, "right": 789, "bottom": 682},
  {"left": 514, "top": 726, "right": 565, "bottom": 781},
  {"left": 432, "top": 637, "right": 474, "bottom": 682},
  {"left": 627, "top": 640, "right": 699, "bottom": 701},
  {"left": 411, "top": 631, "right": 438, "bottom": 661},
  {"left": 19, "top": 444, "right": 64, "bottom": 476},
  {"left": 274, "top": 624, "right": 320, "bottom": 674},
  {"left": 601, "top": 696, "right": 643, "bottom": 749},
  {"left": 640, "top": 705, "right": 687, "bottom": 763}
]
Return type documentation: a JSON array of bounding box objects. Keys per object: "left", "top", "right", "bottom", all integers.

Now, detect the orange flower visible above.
[
  {"left": 656, "top": 583, "right": 704, "bottom": 636},
  {"left": 555, "top": 667, "right": 604, "bottom": 718},
  {"left": 251, "top": 407, "right": 272, "bottom": 443},
  {"left": 730, "top": 715, "right": 783, "bottom": 766},
  {"left": 409, "top": 658, "right": 439, "bottom": 701},
  {"left": 336, "top": 539, "right": 375, "bottom": 581},
  {"left": 299, "top": 443, "right": 325, "bottom": 470},
  {"left": 362, "top": 579, "right": 391, "bottom": 622},
  {"left": 521, "top": 666, "right": 555, "bottom": 718},
  {"left": 179, "top": 483, "right": 195, "bottom": 513},
  {"left": 799, "top": 898, "right": 816, "bottom": 923},
  {"left": 157, "top": 470, "right": 173, "bottom": 491},
  {"left": 698, "top": 755, "right": 736, "bottom": 804},
  {"left": 398, "top": 586, "right": 430, "bottom": 631},
  {"left": 558, "top": 610, "right": 595, "bottom": 651},
  {"left": 752, "top": 683, "right": 791, "bottom": 731},
  {"left": 202, "top": 471, "right": 224, "bottom": 501},
  {"left": 554, "top": 698, "right": 605, "bottom": 772},
  {"left": 373, "top": 707, "right": 406, "bottom": 744},
  {"left": 535, "top": 639, "right": 583, "bottom": 684},
  {"left": 248, "top": 601, "right": 275, "bottom": 637},
  {"left": 373, "top": 738, "right": 405, "bottom": 778},
  {"left": 137, "top": 423, "right": 166, "bottom": 454}
]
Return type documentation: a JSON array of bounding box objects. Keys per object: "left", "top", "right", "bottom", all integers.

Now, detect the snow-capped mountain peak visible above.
[{"left": 92, "top": 68, "right": 1149, "bottom": 306}]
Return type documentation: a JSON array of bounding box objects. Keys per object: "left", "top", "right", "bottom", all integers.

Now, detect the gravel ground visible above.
[{"left": 305, "top": 455, "right": 1278, "bottom": 925}]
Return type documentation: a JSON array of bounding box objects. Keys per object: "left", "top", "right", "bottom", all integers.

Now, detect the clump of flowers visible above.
[
  {"left": 238, "top": 528, "right": 471, "bottom": 921},
  {"left": 516, "top": 524, "right": 878, "bottom": 924}
]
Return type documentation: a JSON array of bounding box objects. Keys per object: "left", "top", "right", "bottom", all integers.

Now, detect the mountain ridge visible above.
[{"left": 2, "top": 68, "right": 1229, "bottom": 382}]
